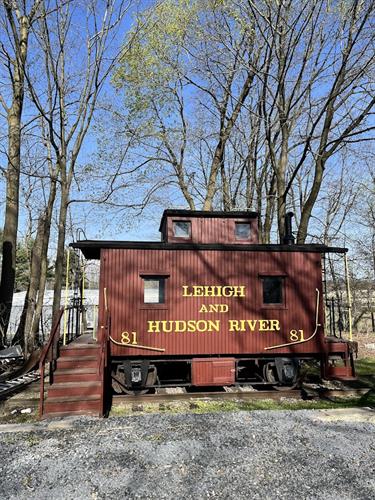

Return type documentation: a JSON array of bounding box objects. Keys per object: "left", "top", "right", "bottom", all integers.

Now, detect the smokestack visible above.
[{"left": 283, "top": 212, "right": 295, "bottom": 245}]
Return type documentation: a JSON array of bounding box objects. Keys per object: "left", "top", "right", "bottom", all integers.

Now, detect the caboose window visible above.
[
  {"left": 235, "top": 222, "right": 251, "bottom": 240},
  {"left": 173, "top": 220, "right": 191, "bottom": 238},
  {"left": 143, "top": 278, "right": 165, "bottom": 303},
  {"left": 262, "top": 277, "right": 284, "bottom": 305}
]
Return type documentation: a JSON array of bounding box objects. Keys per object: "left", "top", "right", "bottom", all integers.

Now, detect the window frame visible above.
[
  {"left": 172, "top": 219, "right": 192, "bottom": 239},
  {"left": 234, "top": 221, "right": 252, "bottom": 241},
  {"left": 139, "top": 272, "right": 170, "bottom": 309},
  {"left": 259, "top": 274, "right": 287, "bottom": 309}
]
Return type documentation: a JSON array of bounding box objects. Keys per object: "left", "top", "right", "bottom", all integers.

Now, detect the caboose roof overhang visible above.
[
  {"left": 71, "top": 240, "right": 348, "bottom": 260},
  {"left": 158, "top": 209, "right": 258, "bottom": 232}
]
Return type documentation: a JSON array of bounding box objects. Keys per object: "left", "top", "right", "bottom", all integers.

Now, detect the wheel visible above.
[
  {"left": 262, "top": 361, "right": 300, "bottom": 391},
  {"left": 111, "top": 365, "right": 157, "bottom": 395}
]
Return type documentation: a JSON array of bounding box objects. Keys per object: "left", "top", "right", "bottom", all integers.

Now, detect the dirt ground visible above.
[
  {"left": 354, "top": 332, "right": 375, "bottom": 359},
  {"left": 0, "top": 408, "right": 374, "bottom": 500}
]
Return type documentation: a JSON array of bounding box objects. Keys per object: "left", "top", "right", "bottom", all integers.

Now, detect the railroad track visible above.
[
  {"left": 112, "top": 386, "right": 372, "bottom": 405},
  {"left": 0, "top": 371, "right": 40, "bottom": 400},
  {"left": 2, "top": 382, "right": 372, "bottom": 410}
]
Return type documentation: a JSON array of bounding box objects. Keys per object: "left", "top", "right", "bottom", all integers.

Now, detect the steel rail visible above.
[
  {"left": 0, "top": 370, "right": 40, "bottom": 399},
  {"left": 2, "top": 387, "right": 372, "bottom": 410},
  {"left": 113, "top": 389, "right": 303, "bottom": 404},
  {"left": 112, "top": 387, "right": 372, "bottom": 405}
]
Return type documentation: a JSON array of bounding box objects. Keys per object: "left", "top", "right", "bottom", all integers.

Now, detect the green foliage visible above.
[
  {"left": 112, "top": 0, "right": 242, "bottom": 116},
  {"left": 113, "top": 0, "right": 199, "bottom": 91},
  {"left": 14, "top": 239, "right": 33, "bottom": 292},
  {"left": 0, "top": 232, "right": 54, "bottom": 292}
]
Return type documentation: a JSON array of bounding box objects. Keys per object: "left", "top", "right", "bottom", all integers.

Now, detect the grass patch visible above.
[
  {"left": 109, "top": 390, "right": 375, "bottom": 417},
  {"left": 185, "top": 396, "right": 375, "bottom": 414},
  {"left": 355, "top": 357, "right": 375, "bottom": 377},
  {"left": 0, "top": 411, "right": 38, "bottom": 425}
]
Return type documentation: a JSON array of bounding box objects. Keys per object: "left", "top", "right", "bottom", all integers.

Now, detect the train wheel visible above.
[
  {"left": 111, "top": 365, "right": 157, "bottom": 395},
  {"left": 262, "top": 361, "right": 300, "bottom": 391}
]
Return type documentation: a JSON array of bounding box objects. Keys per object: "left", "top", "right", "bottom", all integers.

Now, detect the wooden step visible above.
[
  {"left": 47, "top": 381, "right": 102, "bottom": 398},
  {"left": 41, "top": 409, "right": 101, "bottom": 419},
  {"left": 53, "top": 368, "right": 100, "bottom": 383},
  {"left": 44, "top": 395, "right": 101, "bottom": 414},
  {"left": 60, "top": 346, "right": 100, "bottom": 358},
  {"left": 56, "top": 356, "right": 98, "bottom": 370}
]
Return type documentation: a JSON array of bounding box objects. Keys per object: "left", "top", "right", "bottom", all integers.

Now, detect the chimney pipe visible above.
[{"left": 283, "top": 212, "right": 295, "bottom": 245}]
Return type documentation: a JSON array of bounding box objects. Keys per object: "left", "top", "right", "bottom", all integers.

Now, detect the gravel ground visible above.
[{"left": 0, "top": 409, "right": 374, "bottom": 500}]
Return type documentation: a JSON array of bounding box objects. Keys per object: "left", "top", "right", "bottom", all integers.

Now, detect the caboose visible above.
[{"left": 39, "top": 210, "right": 356, "bottom": 417}]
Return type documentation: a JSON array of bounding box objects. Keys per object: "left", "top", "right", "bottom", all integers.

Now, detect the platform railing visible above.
[
  {"left": 39, "top": 304, "right": 85, "bottom": 417},
  {"left": 98, "top": 309, "right": 110, "bottom": 417},
  {"left": 39, "top": 308, "right": 64, "bottom": 418}
]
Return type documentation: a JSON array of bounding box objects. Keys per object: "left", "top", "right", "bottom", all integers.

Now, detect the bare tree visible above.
[
  {"left": 0, "top": 0, "right": 42, "bottom": 342},
  {"left": 245, "top": 0, "right": 375, "bottom": 242},
  {"left": 113, "top": 0, "right": 375, "bottom": 245},
  {"left": 25, "top": 0, "right": 131, "bottom": 326}
]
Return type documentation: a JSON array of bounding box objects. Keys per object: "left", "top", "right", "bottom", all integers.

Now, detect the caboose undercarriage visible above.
[{"left": 110, "top": 342, "right": 356, "bottom": 394}]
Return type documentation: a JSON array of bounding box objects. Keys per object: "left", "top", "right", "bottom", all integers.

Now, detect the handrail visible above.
[
  {"left": 39, "top": 307, "right": 64, "bottom": 418},
  {"left": 98, "top": 308, "right": 110, "bottom": 416}
]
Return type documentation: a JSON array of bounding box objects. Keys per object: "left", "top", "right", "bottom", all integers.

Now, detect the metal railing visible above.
[
  {"left": 39, "top": 308, "right": 64, "bottom": 418},
  {"left": 39, "top": 303, "right": 85, "bottom": 417}
]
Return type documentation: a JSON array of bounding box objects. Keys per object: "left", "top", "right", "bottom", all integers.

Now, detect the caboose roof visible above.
[
  {"left": 71, "top": 240, "right": 348, "bottom": 260},
  {"left": 158, "top": 209, "right": 258, "bottom": 232}
]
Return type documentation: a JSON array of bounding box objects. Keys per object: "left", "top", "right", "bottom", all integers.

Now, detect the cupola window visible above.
[
  {"left": 173, "top": 220, "right": 191, "bottom": 238},
  {"left": 235, "top": 222, "right": 251, "bottom": 240}
]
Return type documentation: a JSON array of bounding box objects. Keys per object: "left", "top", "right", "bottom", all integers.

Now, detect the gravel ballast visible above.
[{"left": 0, "top": 408, "right": 374, "bottom": 499}]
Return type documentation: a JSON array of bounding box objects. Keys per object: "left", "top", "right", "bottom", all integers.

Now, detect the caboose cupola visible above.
[{"left": 159, "top": 209, "right": 259, "bottom": 244}]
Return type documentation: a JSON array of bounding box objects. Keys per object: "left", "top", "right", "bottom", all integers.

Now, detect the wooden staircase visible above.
[{"left": 40, "top": 333, "right": 106, "bottom": 419}]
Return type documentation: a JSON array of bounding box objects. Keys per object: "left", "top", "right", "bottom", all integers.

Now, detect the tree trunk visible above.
[
  {"left": 52, "top": 182, "right": 69, "bottom": 321},
  {"left": 220, "top": 159, "right": 231, "bottom": 211},
  {"left": 263, "top": 173, "right": 277, "bottom": 244},
  {"left": 0, "top": 14, "right": 29, "bottom": 342},
  {"left": 0, "top": 96, "right": 23, "bottom": 344},
  {"left": 22, "top": 215, "right": 45, "bottom": 354},
  {"left": 203, "top": 141, "right": 224, "bottom": 210},
  {"left": 32, "top": 178, "right": 58, "bottom": 340},
  {"left": 297, "top": 159, "right": 325, "bottom": 243},
  {"left": 12, "top": 173, "right": 57, "bottom": 352}
]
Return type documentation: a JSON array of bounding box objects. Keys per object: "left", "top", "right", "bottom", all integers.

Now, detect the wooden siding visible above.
[
  {"left": 99, "top": 248, "right": 324, "bottom": 357},
  {"left": 165, "top": 216, "right": 259, "bottom": 244}
]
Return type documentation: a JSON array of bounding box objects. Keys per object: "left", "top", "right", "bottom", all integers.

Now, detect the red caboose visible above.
[{"left": 72, "top": 210, "right": 356, "bottom": 394}]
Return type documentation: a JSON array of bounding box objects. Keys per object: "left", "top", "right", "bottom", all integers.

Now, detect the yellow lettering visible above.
[
  {"left": 259, "top": 320, "right": 270, "bottom": 331},
  {"left": 229, "top": 320, "right": 240, "bottom": 332},
  {"left": 204, "top": 286, "right": 217, "bottom": 296},
  {"left": 196, "top": 320, "right": 207, "bottom": 332},
  {"left": 269, "top": 320, "right": 280, "bottom": 331},
  {"left": 181, "top": 285, "right": 246, "bottom": 298},
  {"left": 290, "top": 329, "right": 304, "bottom": 342},
  {"left": 161, "top": 321, "right": 173, "bottom": 333},
  {"left": 246, "top": 319, "right": 258, "bottom": 331},
  {"left": 187, "top": 320, "right": 197, "bottom": 332},
  {"left": 121, "top": 331, "right": 138, "bottom": 345},
  {"left": 175, "top": 320, "right": 186, "bottom": 333},
  {"left": 147, "top": 321, "right": 160, "bottom": 333},
  {"left": 207, "top": 320, "right": 220, "bottom": 332},
  {"left": 200, "top": 304, "right": 229, "bottom": 313}
]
